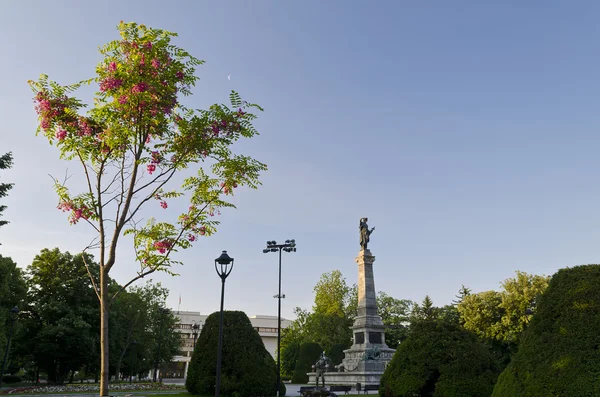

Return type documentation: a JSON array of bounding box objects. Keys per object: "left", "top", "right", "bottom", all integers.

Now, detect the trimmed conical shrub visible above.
[
  {"left": 186, "top": 310, "right": 285, "bottom": 397},
  {"left": 492, "top": 265, "right": 600, "bottom": 396},
  {"left": 380, "top": 320, "right": 500, "bottom": 397}
]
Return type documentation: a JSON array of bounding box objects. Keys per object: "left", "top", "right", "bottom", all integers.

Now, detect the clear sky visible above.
[{"left": 2, "top": 1, "right": 600, "bottom": 320}]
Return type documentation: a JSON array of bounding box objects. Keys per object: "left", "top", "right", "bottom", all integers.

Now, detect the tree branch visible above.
[
  {"left": 82, "top": 246, "right": 101, "bottom": 301},
  {"left": 111, "top": 267, "right": 159, "bottom": 301},
  {"left": 122, "top": 167, "right": 177, "bottom": 226}
]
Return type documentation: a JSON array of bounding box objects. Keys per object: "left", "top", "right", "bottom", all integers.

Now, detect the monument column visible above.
[{"left": 356, "top": 250, "right": 378, "bottom": 318}]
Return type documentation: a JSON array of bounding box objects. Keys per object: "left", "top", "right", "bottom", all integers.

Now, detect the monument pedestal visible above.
[{"left": 308, "top": 249, "right": 395, "bottom": 386}]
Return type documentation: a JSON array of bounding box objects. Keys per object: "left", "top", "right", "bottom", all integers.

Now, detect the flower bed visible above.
[{"left": 4, "top": 383, "right": 184, "bottom": 394}]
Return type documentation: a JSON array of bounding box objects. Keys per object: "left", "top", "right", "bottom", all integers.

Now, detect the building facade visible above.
[{"left": 164, "top": 311, "right": 292, "bottom": 379}]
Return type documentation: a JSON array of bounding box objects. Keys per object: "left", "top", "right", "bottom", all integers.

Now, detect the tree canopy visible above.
[
  {"left": 11, "top": 248, "right": 179, "bottom": 384},
  {"left": 492, "top": 265, "right": 600, "bottom": 396},
  {"left": 381, "top": 320, "right": 501, "bottom": 397},
  {"left": 458, "top": 271, "right": 549, "bottom": 344},
  {"left": 0, "top": 255, "right": 26, "bottom": 371},
  {"left": 0, "top": 152, "right": 13, "bottom": 232}
]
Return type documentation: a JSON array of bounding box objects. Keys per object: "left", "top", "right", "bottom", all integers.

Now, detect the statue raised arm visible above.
[{"left": 359, "top": 217, "right": 375, "bottom": 250}]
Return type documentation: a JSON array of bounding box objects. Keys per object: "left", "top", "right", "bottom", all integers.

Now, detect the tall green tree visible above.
[
  {"left": 458, "top": 271, "right": 549, "bottom": 345},
  {"left": 0, "top": 255, "right": 27, "bottom": 370},
  {"left": 18, "top": 248, "right": 100, "bottom": 384},
  {"left": 376, "top": 292, "right": 414, "bottom": 348},
  {"left": 305, "top": 271, "right": 354, "bottom": 351},
  {"left": 452, "top": 285, "right": 472, "bottom": 305},
  {"left": 0, "top": 152, "right": 13, "bottom": 232},
  {"left": 411, "top": 295, "right": 439, "bottom": 323},
  {"left": 30, "top": 22, "right": 266, "bottom": 396}
]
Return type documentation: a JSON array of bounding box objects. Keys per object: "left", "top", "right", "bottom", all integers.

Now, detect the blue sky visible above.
[{"left": 2, "top": 1, "right": 600, "bottom": 320}]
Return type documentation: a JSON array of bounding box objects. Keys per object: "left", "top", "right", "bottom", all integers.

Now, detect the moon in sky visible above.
[{"left": 227, "top": 74, "right": 231, "bottom": 80}]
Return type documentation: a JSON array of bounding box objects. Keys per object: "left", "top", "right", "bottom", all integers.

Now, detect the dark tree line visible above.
[{"left": 0, "top": 248, "right": 180, "bottom": 384}]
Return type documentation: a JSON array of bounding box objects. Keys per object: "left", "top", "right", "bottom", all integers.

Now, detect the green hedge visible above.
[
  {"left": 380, "top": 320, "right": 500, "bottom": 397},
  {"left": 292, "top": 342, "right": 322, "bottom": 384},
  {"left": 493, "top": 265, "right": 600, "bottom": 396},
  {"left": 185, "top": 310, "right": 285, "bottom": 397}
]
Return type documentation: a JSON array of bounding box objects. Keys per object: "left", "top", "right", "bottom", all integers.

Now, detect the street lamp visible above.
[
  {"left": 0, "top": 306, "right": 19, "bottom": 389},
  {"left": 214, "top": 250, "right": 234, "bottom": 397},
  {"left": 130, "top": 340, "right": 138, "bottom": 385},
  {"left": 263, "top": 239, "right": 297, "bottom": 397},
  {"left": 192, "top": 321, "right": 201, "bottom": 349},
  {"left": 153, "top": 307, "right": 170, "bottom": 383}
]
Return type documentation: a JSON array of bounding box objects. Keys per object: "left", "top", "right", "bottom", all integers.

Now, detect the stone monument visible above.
[{"left": 308, "top": 218, "right": 396, "bottom": 387}]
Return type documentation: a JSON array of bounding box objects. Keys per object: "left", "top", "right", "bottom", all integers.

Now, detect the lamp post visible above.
[
  {"left": 129, "top": 340, "right": 138, "bottom": 385},
  {"left": 192, "top": 321, "right": 200, "bottom": 350},
  {"left": 214, "top": 250, "right": 234, "bottom": 397},
  {"left": 0, "top": 306, "right": 19, "bottom": 389},
  {"left": 263, "top": 239, "right": 297, "bottom": 397},
  {"left": 153, "top": 308, "right": 169, "bottom": 383}
]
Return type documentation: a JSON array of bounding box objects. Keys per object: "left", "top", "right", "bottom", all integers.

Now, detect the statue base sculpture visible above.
[{"left": 308, "top": 249, "right": 396, "bottom": 387}]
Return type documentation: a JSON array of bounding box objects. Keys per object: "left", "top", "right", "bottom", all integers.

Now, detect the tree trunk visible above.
[
  {"left": 70, "top": 370, "right": 75, "bottom": 384},
  {"left": 100, "top": 270, "right": 110, "bottom": 396}
]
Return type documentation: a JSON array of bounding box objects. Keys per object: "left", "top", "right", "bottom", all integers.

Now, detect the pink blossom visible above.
[
  {"left": 78, "top": 119, "right": 93, "bottom": 136},
  {"left": 55, "top": 129, "right": 67, "bottom": 141},
  {"left": 118, "top": 95, "right": 128, "bottom": 104},
  {"left": 160, "top": 201, "right": 168, "bottom": 209},
  {"left": 176, "top": 71, "right": 184, "bottom": 80},
  {"left": 108, "top": 62, "right": 117, "bottom": 72},
  {"left": 70, "top": 206, "right": 90, "bottom": 224},
  {"left": 132, "top": 82, "right": 148, "bottom": 93},
  {"left": 41, "top": 118, "right": 50, "bottom": 130},
  {"left": 153, "top": 240, "right": 172, "bottom": 254},
  {"left": 145, "top": 41, "right": 152, "bottom": 50},
  {"left": 147, "top": 164, "right": 156, "bottom": 174},
  {"left": 151, "top": 59, "right": 161, "bottom": 69},
  {"left": 36, "top": 99, "right": 51, "bottom": 113},
  {"left": 211, "top": 123, "right": 220, "bottom": 135},
  {"left": 57, "top": 202, "right": 72, "bottom": 212},
  {"left": 199, "top": 226, "right": 206, "bottom": 236},
  {"left": 99, "top": 77, "right": 123, "bottom": 92},
  {"left": 188, "top": 234, "right": 196, "bottom": 242}
]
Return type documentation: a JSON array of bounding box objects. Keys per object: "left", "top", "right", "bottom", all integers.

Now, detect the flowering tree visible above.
[{"left": 29, "top": 22, "right": 266, "bottom": 396}]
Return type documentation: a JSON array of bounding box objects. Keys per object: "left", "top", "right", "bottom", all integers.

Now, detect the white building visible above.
[{"left": 164, "top": 311, "right": 292, "bottom": 379}]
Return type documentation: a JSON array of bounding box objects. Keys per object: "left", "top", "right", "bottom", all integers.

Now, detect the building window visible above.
[{"left": 254, "top": 327, "right": 278, "bottom": 333}]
